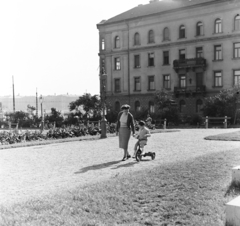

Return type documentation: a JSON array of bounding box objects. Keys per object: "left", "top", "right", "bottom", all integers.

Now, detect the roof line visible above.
[{"left": 97, "top": 0, "right": 232, "bottom": 28}]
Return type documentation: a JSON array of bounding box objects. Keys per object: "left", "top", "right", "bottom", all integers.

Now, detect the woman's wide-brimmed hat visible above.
[
  {"left": 138, "top": 120, "right": 145, "bottom": 126},
  {"left": 121, "top": 104, "right": 130, "bottom": 110}
]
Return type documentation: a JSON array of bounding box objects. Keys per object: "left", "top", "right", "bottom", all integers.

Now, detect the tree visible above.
[
  {"left": 14, "top": 111, "right": 29, "bottom": 122},
  {"left": 105, "top": 108, "right": 118, "bottom": 123},
  {"left": 134, "top": 107, "right": 149, "bottom": 121},
  {"left": 27, "top": 105, "right": 36, "bottom": 114},
  {"left": 69, "top": 93, "right": 101, "bottom": 119},
  {"left": 45, "top": 108, "right": 64, "bottom": 127},
  {"left": 202, "top": 87, "right": 240, "bottom": 122},
  {"left": 155, "top": 90, "right": 180, "bottom": 125},
  {"left": 5, "top": 111, "right": 34, "bottom": 128}
]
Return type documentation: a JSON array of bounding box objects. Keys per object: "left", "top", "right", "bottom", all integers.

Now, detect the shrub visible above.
[
  {"left": 191, "top": 114, "right": 204, "bottom": 125},
  {"left": 202, "top": 87, "right": 240, "bottom": 123}
]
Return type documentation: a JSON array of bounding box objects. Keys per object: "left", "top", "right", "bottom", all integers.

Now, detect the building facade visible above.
[{"left": 97, "top": 0, "right": 240, "bottom": 116}]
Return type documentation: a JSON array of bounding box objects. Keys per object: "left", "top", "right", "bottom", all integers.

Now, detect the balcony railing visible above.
[
  {"left": 173, "top": 57, "right": 207, "bottom": 72},
  {"left": 174, "top": 85, "right": 206, "bottom": 94}
]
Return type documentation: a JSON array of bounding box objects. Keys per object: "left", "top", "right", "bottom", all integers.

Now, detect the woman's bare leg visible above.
[{"left": 125, "top": 149, "right": 131, "bottom": 157}]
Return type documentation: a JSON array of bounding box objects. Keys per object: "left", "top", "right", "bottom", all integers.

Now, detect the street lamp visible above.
[
  {"left": 234, "top": 91, "right": 240, "bottom": 124},
  {"left": 100, "top": 85, "right": 107, "bottom": 139},
  {"left": 40, "top": 95, "right": 44, "bottom": 131}
]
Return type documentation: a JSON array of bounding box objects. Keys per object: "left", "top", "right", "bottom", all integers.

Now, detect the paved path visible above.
[{"left": 0, "top": 129, "right": 240, "bottom": 206}]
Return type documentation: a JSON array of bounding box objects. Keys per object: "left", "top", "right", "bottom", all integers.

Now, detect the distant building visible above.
[
  {"left": 0, "top": 95, "right": 79, "bottom": 115},
  {"left": 97, "top": 0, "right": 240, "bottom": 116}
]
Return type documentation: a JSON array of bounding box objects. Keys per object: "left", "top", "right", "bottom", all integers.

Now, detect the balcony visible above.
[
  {"left": 174, "top": 85, "right": 206, "bottom": 95},
  {"left": 173, "top": 57, "right": 207, "bottom": 72}
]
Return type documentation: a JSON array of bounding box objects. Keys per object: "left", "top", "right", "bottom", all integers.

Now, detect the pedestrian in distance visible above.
[
  {"left": 116, "top": 104, "right": 135, "bottom": 161},
  {"left": 146, "top": 114, "right": 152, "bottom": 127}
]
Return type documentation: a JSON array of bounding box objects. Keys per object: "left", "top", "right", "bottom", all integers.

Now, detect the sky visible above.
[{"left": 0, "top": 0, "right": 151, "bottom": 97}]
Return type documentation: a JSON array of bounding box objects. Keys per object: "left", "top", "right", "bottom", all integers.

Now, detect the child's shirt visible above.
[{"left": 138, "top": 126, "right": 150, "bottom": 140}]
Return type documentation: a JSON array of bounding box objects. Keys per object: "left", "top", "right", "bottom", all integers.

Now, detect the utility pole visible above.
[
  {"left": 12, "top": 75, "right": 15, "bottom": 112},
  {"left": 36, "top": 88, "right": 38, "bottom": 118},
  {"left": 126, "top": 21, "right": 131, "bottom": 105},
  {"left": 100, "top": 84, "right": 107, "bottom": 139},
  {"left": 40, "top": 95, "right": 44, "bottom": 130}
]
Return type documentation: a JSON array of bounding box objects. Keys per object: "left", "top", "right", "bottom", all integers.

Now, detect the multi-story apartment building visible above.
[{"left": 97, "top": 0, "right": 240, "bottom": 116}]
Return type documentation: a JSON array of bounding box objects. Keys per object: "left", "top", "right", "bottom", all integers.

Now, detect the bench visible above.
[
  {"left": 8, "top": 122, "right": 19, "bottom": 130},
  {"left": 154, "top": 119, "right": 167, "bottom": 129},
  {"left": 203, "top": 116, "right": 231, "bottom": 128}
]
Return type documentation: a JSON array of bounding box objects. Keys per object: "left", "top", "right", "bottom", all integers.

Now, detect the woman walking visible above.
[{"left": 116, "top": 104, "right": 135, "bottom": 161}]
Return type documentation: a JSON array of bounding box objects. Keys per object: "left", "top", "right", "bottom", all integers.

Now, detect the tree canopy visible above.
[
  {"left": 45, "top": 108, "right": 64, "bottom": 127},
  {"left": 202, "top": 87, "right": 240, "bottom": 121},
  {"left": 155, "top": 90, "right": 180, "bottom": 124},
  {"left": 69, "top": 93, "right": 101, "bottom": 119}
]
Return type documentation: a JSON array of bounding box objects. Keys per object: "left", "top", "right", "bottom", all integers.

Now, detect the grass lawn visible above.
[
  {"left": 205, "top": 130, "right": 240, "bottom": 141},
  {"left": 1, "top": 145, "right": 240, "bottom": 226}
]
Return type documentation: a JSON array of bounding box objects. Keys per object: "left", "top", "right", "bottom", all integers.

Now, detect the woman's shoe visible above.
[
  {"left": 127, "top": 155, "right": 131, "bottom": 159},
  {"left": 122, "top": 157, "right": 127, "bottom": 161}
]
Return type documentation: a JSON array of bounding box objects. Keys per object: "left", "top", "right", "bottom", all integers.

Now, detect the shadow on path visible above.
[
  {"left": 111, "top": 161, "right": 139, "bottom": 169},
  {"left": 74, "top": 160, "right": 122, "bottom": 174}
]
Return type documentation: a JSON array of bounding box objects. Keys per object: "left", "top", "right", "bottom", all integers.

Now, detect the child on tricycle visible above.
[{"left": 132, "top": 120, "right": 155, "bottom": 161}]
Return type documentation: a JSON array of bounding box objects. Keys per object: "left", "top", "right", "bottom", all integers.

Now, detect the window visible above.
[
  {"left": 179, "top": 100, "right": 186, "bottom": 113},
  {"left": 234, "top": 43, "right": 240, "bottom": 58},
  {"left": 163, "top": 74, "right": 170, "bottom": 89},
  {"left": 134, "top": 77, "right": 141, "bottom": 91},
  {"left": 234, "top": 70, "right": 240, "bottom": 87},
  {"left": 179, "top": 49, "right": 185, "bottom": 60},
  {"left": 196, "top": 47, "right": 203, "bottom": 58},
  {"left": 163, "top": 27, "right": 170, "bottom": 41},
  {"left": 180, "top": 75, "right": 186, "bottom": 88},
  {"left": 179, "top": 25, "right": 185, "bottom": 39},
  {"left": 149, "top": 101, "right": 155, "bottom": 113},
  {"left": 214, "top": 71, "right": 222, "bottom": 87},
  {"left": 196, "top": 99, "right": 203, "bottom": 113},
  {"left": 214, "top": 45, "right": 222, "bottom": 60},
  {"left": 101, "top": 38, "right": 105, "bottom": 50},
  {"left": 115, "top": 101, "right": 120, "bottom": 112},
  {"left": 115, "top": 36, "right": 120, "bottom": 48},
  {"left": 215, "top": 19, "right": 222, "bottom": 33},
  {"left": 135, "top": 101, "right": 141, "bottom": 112},
  {"left": 134, "top": 55, "right": 140, "bottom": 68},
  {"left": 114, "top": 57, "right": 121, "bottom": 70},
  {"left": 148, "top": 30, "right": 154, "bottom": 43},
  {"left": 114, "top": 79, "right": 121, "bottom": 92},
  {"left": 148, "top": 53, "right": 155, "bottom": 66},
  {"left": 134, "top": 32, "right": 140, "bottom": 45},
  {"left": 163, "top": 51, "right": 169, "bottom": 65},
  {"left": 101, "top": 58, "right": 105, "bottom": 75},
  {"left": 196, "top": 73, "right": 203, "bottom": 87},
  {"left": 148, "top": 76, "right": 155, "bottom": 90},
  {"left": 196, "top": 22, "right": 203, "bottom": 36},
  {"left": 234, "top": 15, "right": 240, "bottom": 31}
]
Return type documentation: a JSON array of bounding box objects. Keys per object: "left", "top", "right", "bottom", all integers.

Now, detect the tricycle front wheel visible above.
[{"left": 136, "top": 149, "right": 142, "bottom": 162}]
